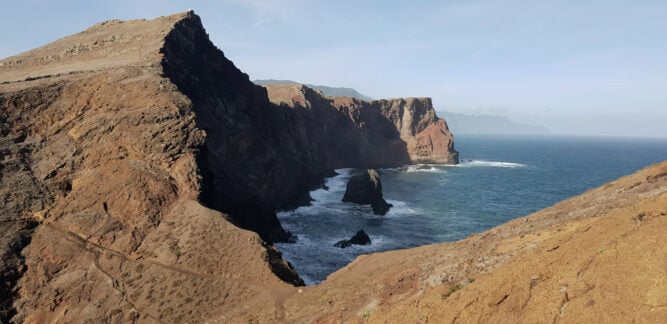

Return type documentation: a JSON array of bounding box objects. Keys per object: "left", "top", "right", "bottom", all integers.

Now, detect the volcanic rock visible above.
[
  {"left": 265, "top": 84, "right": 460, "bottom": 167},
  {"left": 342, "top": 169, "right": 393, "bottom": 215},
  {"left": 334, "top": 230, "right": 372, "bottom": 248}
]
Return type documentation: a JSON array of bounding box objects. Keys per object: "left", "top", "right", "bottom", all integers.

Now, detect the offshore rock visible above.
[
  {"left": 334, "top": 230, "right": 372, "bottom": 248},
  {"left": 342, "top": 169, "right": 393, "bottom": 215}
]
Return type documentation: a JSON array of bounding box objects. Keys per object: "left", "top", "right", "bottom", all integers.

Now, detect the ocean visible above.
[{"left": 275, "top": 135, "right": 667, "bottom": 285}]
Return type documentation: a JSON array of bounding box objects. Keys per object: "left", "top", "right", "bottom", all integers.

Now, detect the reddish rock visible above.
[{"left": 267, "top": 85, "right": 459, "bottom": 166}]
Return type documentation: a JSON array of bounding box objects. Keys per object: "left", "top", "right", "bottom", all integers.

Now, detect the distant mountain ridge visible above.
[
  {"left": 438, "top": 111, "right": 549, "bottom": 135},
  {"left": 254, "top": 79, "right": 375, "bottom": 101}
]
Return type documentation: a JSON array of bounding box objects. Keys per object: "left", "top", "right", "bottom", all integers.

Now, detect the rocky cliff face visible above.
[
  {"left": 159, "top": 15, "right": 458, "bottom": 242},
  {"left": 265, "top": 84, "right": 459, "bottom": 167},
  {"left": 159, "top": 14, "right": 332, "bottom": 243},
  {"left": 0, "top": 12, "right": 304, "bottom": 323}
]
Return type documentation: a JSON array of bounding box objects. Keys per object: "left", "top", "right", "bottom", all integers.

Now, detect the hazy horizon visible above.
[{"left": 2, "top": 0, "right": 666, "bottom": 138}]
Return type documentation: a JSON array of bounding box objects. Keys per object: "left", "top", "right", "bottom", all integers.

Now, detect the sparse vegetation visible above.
[
  {"left": 361, "top": 310, "right": 372, "bottom": 319},
  {"left": 442, "top": 283, "right": 465, "bottom": 299}
]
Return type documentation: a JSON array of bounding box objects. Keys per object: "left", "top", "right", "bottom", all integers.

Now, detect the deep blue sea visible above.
[{"left": 276, "top": 135, "right": 667, "bottom": 285}]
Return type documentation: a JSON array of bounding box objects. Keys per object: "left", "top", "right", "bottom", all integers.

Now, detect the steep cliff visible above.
[
  {"left": 159, "top": 14, "right": 333, "bottom": 243},
  {"left": 159, "top": 15, "right": 458, "bottom": 242},
  {"left": 265, "top": 84, "right": 459, "bottom": 167}
]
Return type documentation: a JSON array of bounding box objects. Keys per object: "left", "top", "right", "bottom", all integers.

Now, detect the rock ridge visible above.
[{"left": 0, "top": 11, "right": 306, "bottom": 322}]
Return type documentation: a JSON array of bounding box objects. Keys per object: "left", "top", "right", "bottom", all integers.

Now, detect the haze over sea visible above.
[{"left": 276, "top": 134, "right": 667, "bottom": 285}]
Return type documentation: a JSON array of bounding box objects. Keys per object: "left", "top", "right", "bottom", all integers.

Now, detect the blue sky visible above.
[{"left": 2, "top": 0, "right": 666, "bottom": 137}]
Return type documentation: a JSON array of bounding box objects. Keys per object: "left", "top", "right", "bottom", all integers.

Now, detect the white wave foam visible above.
[
  {"left": 305, "top": 168, "right": 356, "bottom": 205},
  {"left": 384, "top": 199, "right": 418, "bottom": 216},
  {"left": 458, "top": 160, "right": 526, "bottom": 168},
  {"left": 405, "top": 164, "right": 446, "bottom": 173}
]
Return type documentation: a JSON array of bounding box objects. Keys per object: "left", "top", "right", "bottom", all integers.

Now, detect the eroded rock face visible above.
[
  {"left": 265, "top": 84, "right": 460, "bottom": 167},
  {"left": 369, "top": 97, "right": 459, "bottom": 164},
  {"left": 160, "top": 14, "right": 330, "bottom": 243},
  {"left": 342, "top": 169, "right": 393, "bottom": 215}
]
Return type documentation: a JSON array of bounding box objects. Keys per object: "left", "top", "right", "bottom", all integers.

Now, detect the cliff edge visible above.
[{"left": 265, "top": 83, "right": 459, "bottom": 166}]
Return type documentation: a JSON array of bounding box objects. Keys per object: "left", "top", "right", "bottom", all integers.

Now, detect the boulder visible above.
[
  {"left": 342, "top": 169, "right": 393, "bottom": 215},
  {"left": 334, "top": 230, "right": 371, "bottom": 248}
]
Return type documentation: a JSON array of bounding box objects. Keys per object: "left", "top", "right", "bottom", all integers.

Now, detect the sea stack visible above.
[{"left": 342, "top": 169, "right": 393, "bottom": 215}]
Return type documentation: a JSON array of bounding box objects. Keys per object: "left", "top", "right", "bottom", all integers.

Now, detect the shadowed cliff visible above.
[{"left": 159, "top": 14, "right": 457, "bottom": 243}]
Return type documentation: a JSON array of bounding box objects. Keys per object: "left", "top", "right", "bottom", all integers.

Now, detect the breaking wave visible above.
[{"left": 457, "top": 160, "right": 527, "bottom": 168}]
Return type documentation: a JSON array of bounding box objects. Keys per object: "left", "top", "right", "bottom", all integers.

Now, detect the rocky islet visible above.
[
  {"left": 333, "top": 229, "right": 372, "bottom": 248},
  {"left": 341, "top": 169, "right": 393, "bottom": 215}
]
